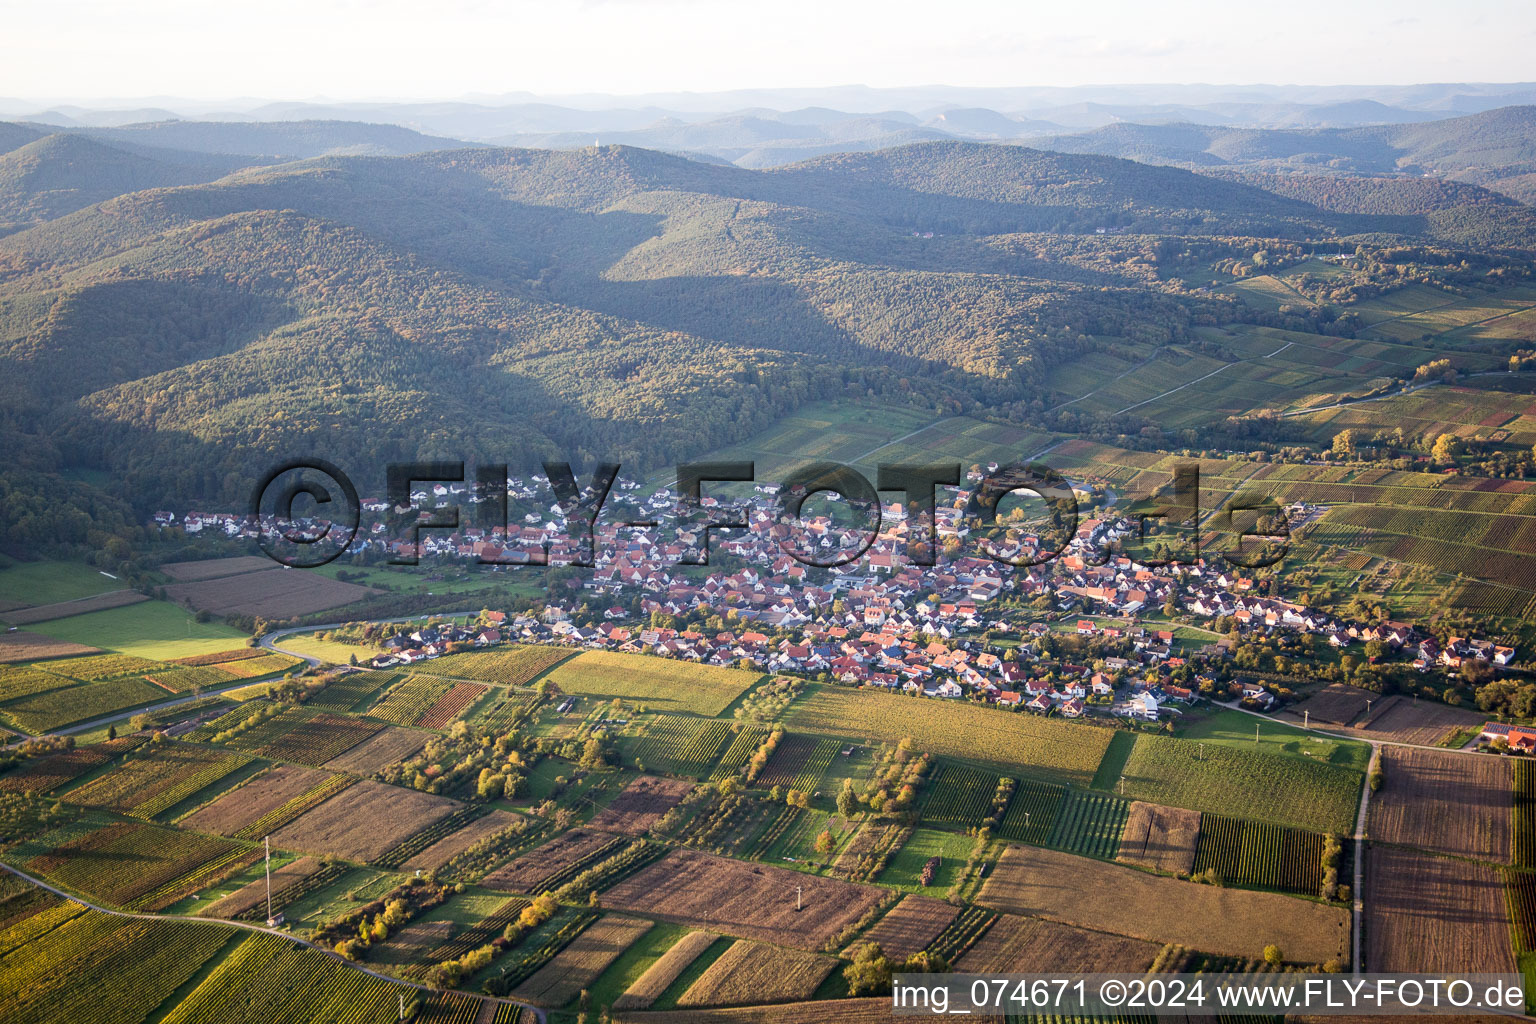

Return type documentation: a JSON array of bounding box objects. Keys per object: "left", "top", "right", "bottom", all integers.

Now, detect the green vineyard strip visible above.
[
  {"left": 1045, "top": 789, "right": 1128, "bottom": 858},
  {"left": 920, "top": 763, "right": 1003, "bottom": 829},
  {"left": 995, "top": 778, "right": 1066, "bottom": 844}
]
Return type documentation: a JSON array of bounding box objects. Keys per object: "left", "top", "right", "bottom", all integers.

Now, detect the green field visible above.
[
  {"left": 785, "top": 685, "right": 1112, "bottom": 786},
  {"left": 28, "top": 600, "right": 247, "bottom": 660},
  {"left": 875, "top": 827, "right": 973, "bottom": 894},
  {"left": 0, "top": 559, "right": 126, "bottom": 607},
  {"left": 273, "top": 632, "right": 383, "bottom": 664},
  {"left": 1178, "top": 709, "right": 1370, "bottom": 772},
  {"left": 1119, "top": 733, "right": 1362, "bottom": 834},
  {"left": 543, "top": 651, "right": 762, "bottom": 717}
]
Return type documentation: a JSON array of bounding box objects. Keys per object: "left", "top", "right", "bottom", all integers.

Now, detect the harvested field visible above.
[
  {"left": 675, "top": 939, "right": 837, "bottom": 1008},
  {"left": 1292, "top": 683, "right": 1376, "bottom": 726},
  {"left": 159, "top": 556, "right": 275, "bottom": 582},
  {"left": 956, "top": 913, "right": 1158, "bottom": 973},
  {"left": 415, "top": 681, "right": 488, "bottom": 730},
  {"left": 512, "top": 914, "right": 654, "bottom": 1007},
  {"left": 404, "top": 809, "right": 522, "bottom": 872},
  {"left": 202, "top": 855, "right": 322, "bottom": 918},
  {"left": 180, "top": 764, "right": 330, "bottom": 836},
  {"left": 372, "top": 919, "right": 456, "bottom": 968},
  {"left": 614, "top": 930, "right": 720, "bottom": 1011},
  {"left": 1365, "top": 844, "right": 1516, "bottom": 972},
  {"left": 589, "top": 775, "right": 696, "bottom": 835},
  {"left": 163, "top": 568, "right": 375, "bottom": 619},
  {"left": 978, "top": 845, "right": 1349, "bottom": 964},
  {"left": 610, "top": 998, "right": 980, "bottom": 1024},
  {"left": 849, "top": 895, "right": 956, "bottom": 961},
  {"left": 322, "top": 726, "right": 427, "bottom": 774},
  {"left": 602, "top": 849, "right": 885, "bottom": 950},
  {"left": 2, "top": 590, "right": 147, "bottom": 625},
  {"left": 1350, "top": 696, "right": 1486, "bottom": 746},
  {"left": 268, "top": 779, "right": 459, "bottom": 862},
  {"left": 0, "top": 631, "right": 98, "bottom": 663},
  {"left": 1116, "top": 801, "right": 1202, "bottom": 875},
  {"left": 481, "top": 828, "right": 619, "bottom": 893},
  {"left": 1369, "top": 747, "right": 1511, "bottom": 862}
]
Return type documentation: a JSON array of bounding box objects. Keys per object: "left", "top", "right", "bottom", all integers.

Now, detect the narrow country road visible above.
[
  {"left": 1353, "top": 743, "right": 1379, "bottom": 974},
  {"left": 0, "top": 860, "right": 546, "bottom": 1024}
]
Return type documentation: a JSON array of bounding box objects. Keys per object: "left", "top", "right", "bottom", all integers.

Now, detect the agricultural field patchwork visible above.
[
  {"left": 614, "top": 930, "right": 720, "bottom": 1011},
  {"left": 1116, "top": 801, "right": 1201, "bottom": 875},
  {"left": 544, "top": 651, "right": 762, "bottom": 717},
  {"left": 434, "top": 645, "right": 575, "bottom": 686},
  {"left": 321, "top": 725, "right": 428, "bottom": 774},
  {"left": 1192, "top": 814, "right": 1328, "bottom": 896},
  {"left": 25, "top": 820, "right": 258, "bottom": 911},
  {"left": 179, "top": 764, "right": 340, "bottom": 837},
  {"left": 674, "top": 939, "right": 838, "bottom": 1008},
  {"left": 162, "top": 567, "right": 376, "bottom": 619},
  {"left": 1369, "top": 746, "right": 1511, "bottom": 863},
  {"left": 221, "top": 706, "right": 383, "bottom": 764},
  {"left": 918, "top": 762, "right": 1004, "bottom": 829},
  {"left": 1366, "top": 844, "right": 1516, "bottom": 973},
  {"left": 785, "top": 686, "right": 1113, "bottom": 785},
  {"left": 0, "top": 898, "right": 238, "bottom": 1024},
  {"left": 268, "top": 779, "right": 460, "bottom": 862},
  {"left": 1044, "top": 788, "right": 1128, "bottom": 858},
  {"left": 979, "top": 845, "right": 1349, "bottom": 964},
  {"left": 849, "top": 894, "right": 957, "bottom": 961},
  {"left": 62, "top": 742, "right": 253, "bottom": 818},
  {"left": 955, "top": 913, "right": 1159, "bottom": 974},
  {"left": 754, "top": 734, "right": 838, "bottom": 792},
  {"left": 1119, "top": 732, "right": 1361, "bottom": 834},
  {"left": 602, "top": 848, "right": 885, "bottom": 950},
  {"left": 512, "top": 914, "right": 654, "bottom": 1007},
  {"left": 627, "top": 716, "right": 736, "bottom": 777},
  {"left": 589, "top": 775, "right": 696, "bottom": 835}
]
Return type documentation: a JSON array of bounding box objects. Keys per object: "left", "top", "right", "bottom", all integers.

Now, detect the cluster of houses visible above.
[{"left": 159, "top": 472, "right": 1516, "bottom": 720}]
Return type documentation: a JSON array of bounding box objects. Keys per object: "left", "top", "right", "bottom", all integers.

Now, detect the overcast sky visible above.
[{"left": 3, "top": 0, "right": 1533, "bottom": 102}]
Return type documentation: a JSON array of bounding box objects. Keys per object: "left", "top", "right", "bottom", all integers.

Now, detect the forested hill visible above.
[
  {"left": 1031, "top": 105, "right": 1536, "bottom": 203},
  {"left": 0, "top": 134, "right": 1533, "bottom": 544}
]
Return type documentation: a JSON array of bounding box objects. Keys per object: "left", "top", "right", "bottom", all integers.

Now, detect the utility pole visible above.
[
  {"left": 795, "top": 886, "right": 803, "bottom": 912},
  {"left": 1303, "top": 710, "right": 1309, "bottom": 729}
]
